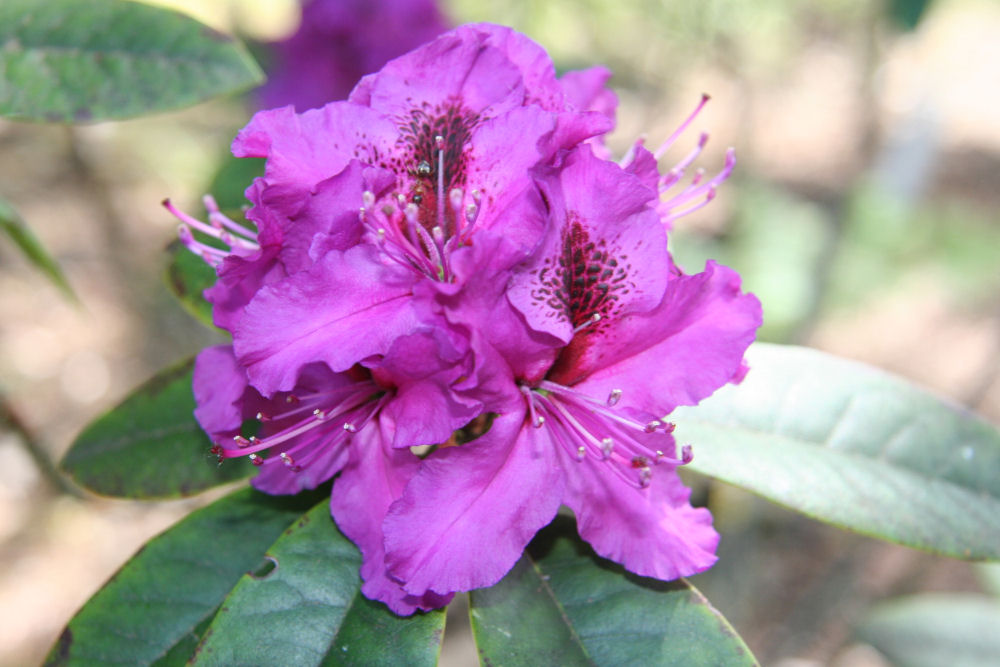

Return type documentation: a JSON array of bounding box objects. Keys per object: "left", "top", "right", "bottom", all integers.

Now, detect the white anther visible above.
[
  {"left": 576, "top": 445, "right": 586, "bottom": 461},
  {"left": 362, "top": 190, "right": 376, "bottom": 207},
  {"left": 601, "top": 438, "right": 614, "bottom": 459},
  {"left": 607, "top": 389, "right": 622, "bottom": 406}
]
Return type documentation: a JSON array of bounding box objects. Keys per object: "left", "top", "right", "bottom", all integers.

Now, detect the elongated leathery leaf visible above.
[
  {"left": 675, "top": 343, "right": 1000, "bottom": 560},
  {"left": 0, "top": 0, "right": 262, "bottom": 123},
  {"left": 61, "top": 357, "right": 253, "bottom": 498},
  {"left": 470, "top": 515, "right": 757, "bottom": 666},
  {"left": 0, "top": 196, "right": 76, "bottom": 299},
  {"left": 857, "top": 594, "right": 1000, "bottom": 667},
  {"left": 44, "top": 487, "right": 324, "bottom": 667},
  {"left": 165, "top": 240, "right": 217, "bottom": 329},
  {"left": 191, "top": 501, "right": 445, "bottom": 666}
]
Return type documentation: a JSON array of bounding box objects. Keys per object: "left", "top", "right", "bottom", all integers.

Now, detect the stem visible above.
[{"left": 0, "top": 391, "right": 80, "bottom": 497}]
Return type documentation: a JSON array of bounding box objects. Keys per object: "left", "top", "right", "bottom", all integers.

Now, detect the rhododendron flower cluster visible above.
[{"left": 167, "top": 23, "right": 762, "bottom": 615}]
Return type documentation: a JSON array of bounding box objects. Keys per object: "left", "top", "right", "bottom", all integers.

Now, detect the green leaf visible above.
[
  {"left": 206, "top": 154, "right": 265, "bottom": 211},
  {"left": 0, "top": 196, "right": 76, "bottom": 299},
  {"left": 0, "top": 0, "right": 263, "bottom": 123},
  {"left": 191, "top": 501, "right": 446, "bottom": 666},
  {"left": 164, "top": 240, "right": 217, "bottom": 329},
  {"left": 675, "top": 343, "right": 1000, "bottom": 560},
  {"left": 857, "top": 594, "right": 1000, "bottom": 667},
  {"left": 61, "top": 357, "right": 253, "bottom": 498},
  {"left": 44, "top": 487, "right": 324, "bottom": 667},
  {"left": 888, "top": 0, "right": 932, "bottom": 31},
  {"left": 470, "top": 516, "right": 757, "bottom": 666}
]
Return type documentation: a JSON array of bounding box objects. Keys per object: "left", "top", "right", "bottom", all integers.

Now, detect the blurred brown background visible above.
[{"left": 1, "top": 0, "right": 998, "bottom": 664}]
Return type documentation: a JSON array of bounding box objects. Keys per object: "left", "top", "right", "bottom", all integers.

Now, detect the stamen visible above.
[
  {"left": 601, "top": 437, "right": 614, "bottom": 459},
  {"left": 435, "top": 135, "right": 446, "bottom": 231},
  {"left": 520, "top": 385, "right": 546, "bottom": 428},
  {"left": 654, "top": 93, "right": 710, "bottom": 160},
  {"left": 607, "top": 389, "right": 622, "bottom": 406},
  {"left": 249, "top": 453, "right": 264, "bottom": 467},
  {"left": 573, "top": 313, "right": 601, "bottom": 334},
  {"left": 577, "top": 445, "right": 586, "bottom": 461},
  {"left": 449, "top": 187, "right": 464, "bottom": 236}
]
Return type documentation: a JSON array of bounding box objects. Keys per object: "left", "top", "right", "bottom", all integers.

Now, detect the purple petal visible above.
[
  {"left": 463, "top": 107, "right": 554, "bottom": 236},
  {"left": 277, "top": 160, "right": 394, "bottom": 273},
  {"left": 192, "top": 345, "right": 247, "bottom": 434},
  {"left": 364, "top": 28, "right": 527, "bottom": 120},
  {"left": 560, "top": 66, "right": 617, "bottom": 119},
  {"left": 233, "top": 244, "right": 420, "bottom": 395},
  {"left": 330, "top": 420, "right": 452, "bottom": 614},
  {"left": 233, "top": 104, "right": 396, "bottom": 215},
  {"left": 570, "top": 261, "right": 762, "bottom": 414},
  {"left": 508, "top": 146, "right": 666, "bottom": 345},
  {"left": 384, "top": 408, "right": 564, "bottom": 595},
  {"left": 556, "top": 436, "right": 719, "bottom": 580},
  {"left": 372, "top": 330, "right": 481, "bottom": 448}
]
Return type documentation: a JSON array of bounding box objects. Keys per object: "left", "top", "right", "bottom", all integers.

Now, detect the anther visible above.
[
  {"left": 533, "top": 415, "right": 545, "bottom": 428},
  {"left": 681, "top": 444, "right": 693, "bottom": 464},
  {"left": 249, "top": 453, "right": 264, "bottom": 467},
  {"left": 435, "top": 135, "right": 445, "bottom": 149},
  {"left": 449, "top": 188, "right": 463, "bottom": 208},
  {"left": 644, "top": 420, "right": 662, "bottom": 433},
  {"left": 416, "top": 161, "right": 432, "bottom": 177},
  {"left": 573, "top": 313, "right": 601, "bottom": 334},
  {"left": 601, "top": 437, "right": 614, "bottom": 459},
  {"left": 256, "top": 411, "right": 270, "bottom": 422},
  {"left": 343, "top": 423, "right": 357, "bottom": 433},
  {"left": 639, "top": 466, "right": 652, "bottom": 488},
  {"left": 577, "top": 445, "right": 586, "bottom": 461},
  {"left": 233, "top": 435, "right": 250, "bottom": 447},
  {"left": 279, "top": 452, "right": 295, "bottom": 467},
  {"left": 663, "top": 422, "right": 676, "bottom": 434},
  {"left": 631, "top": 455, "right": 650, "bottom": 468},
  {"left": 362, "top": 190, "right": 375, "bottom": 207},
  {"left": 607, "top": 389, "right": 622, "bottom": 406},
  {"left": 285, "top": 395, "right": 299, "bottom": 404},
  {"left": 404, "top": 203, "right": 419, "bottom": 225}
]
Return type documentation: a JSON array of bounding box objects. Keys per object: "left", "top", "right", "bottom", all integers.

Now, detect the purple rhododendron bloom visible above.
[
  {"left": 259, "top": 0, "right": 449, "bottom": 112},
  {"left": 170, "top": 22, "right": 762, "bottom": 615}
]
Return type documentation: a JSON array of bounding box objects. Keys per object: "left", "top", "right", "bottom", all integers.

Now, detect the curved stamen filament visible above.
[
  {"left": 654, "top": 93, "right": 710, "bottom": 160},
  {"left": 526, "top": 383, "right": 687, "bottom": 489}
]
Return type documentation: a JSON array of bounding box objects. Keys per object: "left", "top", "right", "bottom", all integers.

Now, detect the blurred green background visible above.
[{"left": 1, "top": 0, "right": 997, "bottom": 664}]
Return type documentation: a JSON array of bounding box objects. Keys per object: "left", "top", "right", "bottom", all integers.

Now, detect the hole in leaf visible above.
[{"left": 250, "top": 555, "right": 278, "bottom": 580}]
